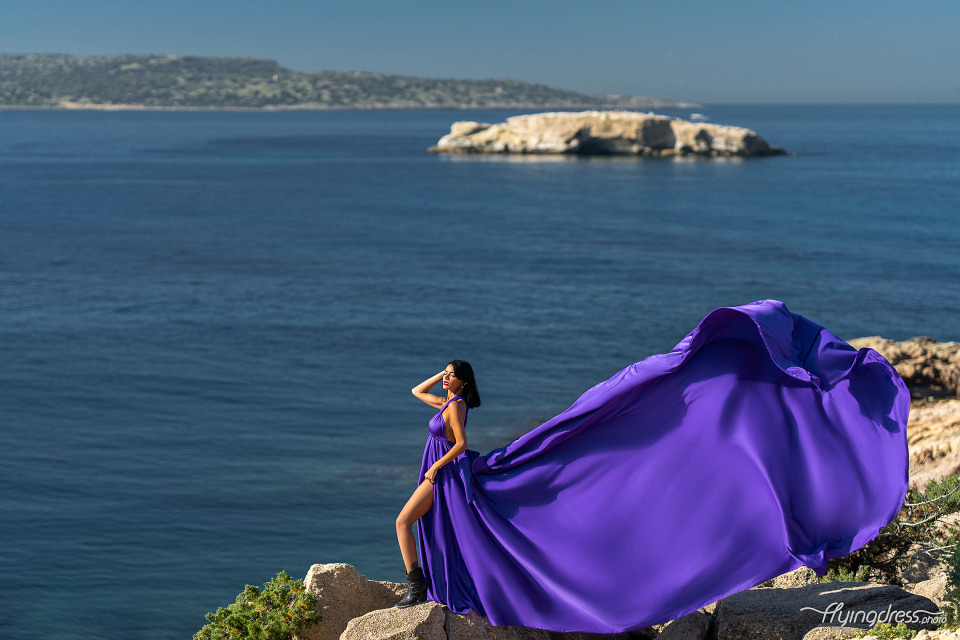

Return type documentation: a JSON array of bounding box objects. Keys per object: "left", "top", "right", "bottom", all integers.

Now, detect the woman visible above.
[
  {"left": 395, "top": 359, "right": 480, "bottom": 608},
  {"left": 392, "top": 300, "right": 909, "bottom": 632}
]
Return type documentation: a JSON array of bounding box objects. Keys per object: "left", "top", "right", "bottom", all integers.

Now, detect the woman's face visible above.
[{"left": 442, "top": 364, "right": 463, "bottom": 394}]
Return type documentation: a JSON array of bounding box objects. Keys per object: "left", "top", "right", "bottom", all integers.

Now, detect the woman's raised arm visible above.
[{"left": 412, "top": 371, "right": 447, "bottom": 408}]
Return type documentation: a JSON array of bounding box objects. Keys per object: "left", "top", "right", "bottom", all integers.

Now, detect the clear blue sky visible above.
[{"left": 2, "top": 0, "right": 958, "bottom": 103}]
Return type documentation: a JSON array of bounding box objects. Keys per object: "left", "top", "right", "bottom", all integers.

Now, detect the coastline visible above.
[{"left": 0, "top": 101, "right": 701, "bottom": 112}]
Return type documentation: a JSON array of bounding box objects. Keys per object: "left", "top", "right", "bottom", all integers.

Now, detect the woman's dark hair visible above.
[{"left": 449, "top": 359, "right": 481, "bottom": 409}]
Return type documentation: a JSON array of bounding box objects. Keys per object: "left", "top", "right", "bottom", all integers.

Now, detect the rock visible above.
[
  {"left": 443, "top": 608, "right": 549, "bottom": 640},
  {"left": 902, "top": 545, "right": 952, "bottom": 585},
  {"left": 341, "top": 602, "right": 446, "bottom": 640},
  {"left": 848, "top": 337, "right": 960, "bottom": 398},
  {"left": 626, "top": 626, "right": 663, "bottom": 640},
  {"left": 295, "top": 563, "right": 406, "bottom": 640},
  {"left": 902, "top": 398, "right": 960, "bottom": 486},
  {"left": 442, "top": 606, "right": 634, "bottom": 640},
  {"left": 899, "top": 543, "right": 951, "bottom": 609},
  {"left": 428, "top": 111, "right": 787, "bottom": 157},
  {"left": 801, "top": 626, "right": 861, "bottom": 639},
  {"left": 712, "top": 581, "right": 942, "bottom": 639},
  {"left": 450, "top": 122, "right": 492, "bottom": 137},
  {"left": 913, "top": 630, "right": 960, "bottom": 639},
  {"left": 912, "top": 574, "right": 949, "bottom": 610},
  {"left": 756, "top": 567, "right": 822, "bottom": 590},
  {"left": 656, "top": 611, "right": 712, "bottom": 640}
]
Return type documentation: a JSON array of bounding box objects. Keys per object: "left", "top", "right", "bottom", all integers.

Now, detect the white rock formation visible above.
[
  {"left": 341, "top": 602, "right": 447, "bottom": 640},
  {"left": 428, "top": 111, "right": 787, "bottom": 157},
  {"left": 295, "top": 563, "right": 405, "bottom": 640}
]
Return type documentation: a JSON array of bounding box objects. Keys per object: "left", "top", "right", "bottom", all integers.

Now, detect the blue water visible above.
[{"left": 1, "top": 105, "right": 958, "bottom": 640}]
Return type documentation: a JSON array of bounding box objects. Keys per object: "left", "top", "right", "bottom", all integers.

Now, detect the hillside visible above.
[{"left": 0, "top": 54, "right": 693, "bottom": 110}]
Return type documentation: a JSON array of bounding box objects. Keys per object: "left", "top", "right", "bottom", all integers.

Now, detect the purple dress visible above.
[{"left": 414, "top": 299, "right": 909, "bottom": 633}]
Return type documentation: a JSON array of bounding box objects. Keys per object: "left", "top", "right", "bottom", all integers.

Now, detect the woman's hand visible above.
[{"left": 424, "top": 466, "right": 439, "bottom": 484}]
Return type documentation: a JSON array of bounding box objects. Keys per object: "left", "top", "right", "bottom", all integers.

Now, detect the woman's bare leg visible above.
[{"left": 396, "top": 479, "right": 434, "bottom": 574}]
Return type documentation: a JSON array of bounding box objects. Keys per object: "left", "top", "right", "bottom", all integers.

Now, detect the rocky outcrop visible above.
[
  {"left": 295, "top": 563, "right": 405, "bottom": 640},
  {"left": 713, "top": 581, "right": 941, "bottom": 639},
  {"left": 848, "top": 337, "right": 960, "bottom": 398},
  {"left": 656, "top": 611, "right": 711, "bottom": 640},
  {"left": 296, "top": 564, "right": 644, "bottom": 640},
  {"left": 295, "top": 340, "right": 960, "bottom": 640},
  {"left": 290, "top": 562, "right": 956, "bottom": 640},
  {"left": 442, "top": 607, "right": 634, "bottom": 640},
  {"left": 428, "top": 111, "right": 787, "bottom": 157},
  {"left": 899, "top": 543, "right": 952, "bottom": 610},
  {"left": 801, "top": 625, "right": 862, "bottom": 639},
  {"left": 342, "top": 602, "right": 447, "bottom": 640},
  {"left": 757, "top": 567, "right": 822, "bottom": 590},
  {"left": 899, "top": 397, "right": 960, "bottom": 488}
]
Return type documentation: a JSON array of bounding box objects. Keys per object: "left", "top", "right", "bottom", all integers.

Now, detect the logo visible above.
[{"left": 800, "top": 601, "right": 945, "bottom": 627}]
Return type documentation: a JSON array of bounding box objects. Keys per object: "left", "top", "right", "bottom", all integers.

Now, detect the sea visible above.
[{"left": 1, "top": 105, "right": 958, "bottom": 640}]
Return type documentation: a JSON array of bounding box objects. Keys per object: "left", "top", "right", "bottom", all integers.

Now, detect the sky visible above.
[{"left": 2, "top": 0, "right": 959, "bottom": 104}]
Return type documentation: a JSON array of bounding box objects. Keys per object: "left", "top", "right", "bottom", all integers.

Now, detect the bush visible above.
[
  {"left": 852, "top": 621, "right": 916, "bottom": 638},
  {"left": 940, "top": 537, "right": 960, "bottom": 630},
  {"left": 817, "top": 472, "right": 960, "bottom": 587},
  {"left": 195, "top": 571, "right": 321, "bottom": 640}
]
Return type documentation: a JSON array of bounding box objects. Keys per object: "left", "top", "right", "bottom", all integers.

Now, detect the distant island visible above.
[
  {"left": 429, "top": 111, "right": 787, "bottom": 157},
  {"left": 0, "top": 54, "right": 697, "bottom": 110}
]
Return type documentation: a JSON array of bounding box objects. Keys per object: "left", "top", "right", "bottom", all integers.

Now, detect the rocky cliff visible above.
[
  {"left": 288, "top": 338, "right": 960, "bottom": 640},
  {"left": 293, "top": 563, "right": 947, "bottom": 640},
  {"left": 428, "top": 111, "right": 787, "bottom": 157}
]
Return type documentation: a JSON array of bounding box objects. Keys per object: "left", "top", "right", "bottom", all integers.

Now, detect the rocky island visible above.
[{"left": 428, "top": 110, "right": 788, "bottom": 157}]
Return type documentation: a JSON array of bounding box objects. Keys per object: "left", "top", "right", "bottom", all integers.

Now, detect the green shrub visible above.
[
  {"left": 818, "top": 473, "right": 960, "bottom": 587},
  {"left": 195, "top": 571, "right": 320, "bottom": 640},
  {"left": 940, "top": 537, "right": 960, "bottom": 630},
  {"left": 851, "top": 621, "right": 916, "bottom": 638},
  {"left": 819, "top": 563, "right": 872, "bottom": 583}
]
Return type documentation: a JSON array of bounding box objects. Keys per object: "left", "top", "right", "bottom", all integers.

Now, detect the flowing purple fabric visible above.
[{"left": 414, "top": 299, "right": 909, "bottom": 632}]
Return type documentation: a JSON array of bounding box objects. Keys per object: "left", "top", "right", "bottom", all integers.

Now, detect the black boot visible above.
[{"left": 394, "top": 565, "right": 427, "bottom": 608}]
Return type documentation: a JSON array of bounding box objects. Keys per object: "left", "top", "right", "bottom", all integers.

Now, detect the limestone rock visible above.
[
  {"left": 656, "top": 611, "right": 712, "bottom": 640},
  {"left": 801, "top": 626, "right": 860, "bottom": 639},
  {"left": 341, "top": 602, "right": 446, "bottom": 640},
  {"left": 912, "top": 629, "right": 960, "bottom": 639},
  {"left": 902, "top": 398, "right": 960, "bottom": 486},
  {"left": 712, "top": 581, "right": 942, "bottom": 639},
  {"left": 912, "top": 574, "right": 949, "bottom": 610},
  {"left": 428, "top": 111, "right": 786, "bottom": 158},
  {"left": 442, "top": 606, "right": 634, "bottom": 640},
  {"left": 295, "top": 563, "right": 406, "bottom": 640},
  {"left": 756, "top": 567, "right": 822, "bottom": 590},
  {"left": 902, "top": 546, "right": 952, "bottom": 585},
  {"left": 443, "top": 608, "right": 549, "bottom": 640}
]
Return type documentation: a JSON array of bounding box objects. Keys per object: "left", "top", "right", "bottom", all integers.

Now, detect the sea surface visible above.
[{"left": 1, "top": 105, "right": 958, "bottom": 640}]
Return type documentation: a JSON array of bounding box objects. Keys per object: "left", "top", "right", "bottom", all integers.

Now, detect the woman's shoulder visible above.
[{"left": 444, "top": 396, "right": 466, "bottom": 410}]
